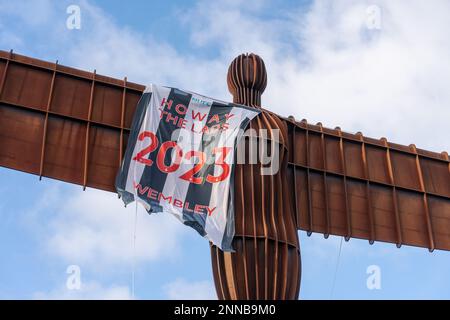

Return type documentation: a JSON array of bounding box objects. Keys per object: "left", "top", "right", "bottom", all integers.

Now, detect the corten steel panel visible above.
[
  {"left": 0, "top": 61, "right": 6, "bottom": 86},
  {"left": 50, "top": 74, "right": 91, "bottom": 120},
  {"left": 91, "top": 83, "right": 124, "bottom": 127},
  {"left": 87, "top": 125, "right": 121, "bottom": 191},
  {"left": 1, "top": 62, "right": 53, "bottom": 110},
  {"left": 43, "top": 116, "right": 86, "bottom": 185},
  {"left": 0, "top": 50, "right": 144, "bottom": 192},
  {"left": 366, "top": 145, "right": 391, "bottom": 183},
  {"left": 370, "top": 184, "right": 397, "bottom": 243},
  {"left": 286, "top": 119, "right": 450, "bottom": 251},
  {"left": 421, "top": 158, "right": 450, "bottom": 197},
  {"left": 0, "top": 105, "right": 44, "bottom": 174},
  {"left": 125, "top": 93, "right": 141, "bottom": 128},
  {"left": 429, "top": 195, "right": 450, "bottom": 249}
]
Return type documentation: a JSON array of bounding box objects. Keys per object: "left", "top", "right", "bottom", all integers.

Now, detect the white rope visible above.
[
  {"left": 131, "top": 201, "right": 137, "bottom": 300},
  {"left": 330, "top": 236, "right": 343, "bottom": 299},
  {"left": 132, "top": 200, "right": 138, "bottom": 299},
  {"left": 130, "top": 89, "right": 147, "bottom": 300},
  {"left": 130, "top": 87, "right": 152, "bottom": 300}
]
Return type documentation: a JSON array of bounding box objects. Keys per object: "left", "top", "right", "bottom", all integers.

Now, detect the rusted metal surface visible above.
[
  {"left": 211, "top": 53, "right": 300, "bottom": 299},
  {"left": 0, "top": 50, "right": 449, "bottom": 299},
  {"left": 0, "top": 50, "right": 144, "bottom": 191},
  {"left": 284, "top": 118, "right": 450, "bottom": 252}
]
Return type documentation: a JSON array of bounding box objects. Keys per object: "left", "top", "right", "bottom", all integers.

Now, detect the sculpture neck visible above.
[{"left": 232, "top": 88, "right": 262, "bottom": 109}]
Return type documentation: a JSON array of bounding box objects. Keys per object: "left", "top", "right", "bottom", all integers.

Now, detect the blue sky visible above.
[{"left": 0, "top": 0, "right": 449, "bottom": 299}]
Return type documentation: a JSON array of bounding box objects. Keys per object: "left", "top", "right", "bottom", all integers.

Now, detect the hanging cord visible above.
[
  {"left": 130, "top": 86, "right": 152, "bottom": 300},
  {"left": 131, "top": 200, "right": 138, "bottom": 299},
  {"left": 330, "top": 236, "right": 344, "bottom": 299}
]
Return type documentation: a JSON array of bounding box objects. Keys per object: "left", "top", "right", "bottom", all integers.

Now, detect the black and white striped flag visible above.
[{"left": 116, "top": 85, "right": 259, "bottom": 251}]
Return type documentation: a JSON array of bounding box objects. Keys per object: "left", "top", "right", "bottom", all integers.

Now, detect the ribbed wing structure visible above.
[
  {"left": 0, "top": 50, "right": 145, "bottom": 192},
  {"left": 284, "top": 118, "right": 450, "bottom": 252}
]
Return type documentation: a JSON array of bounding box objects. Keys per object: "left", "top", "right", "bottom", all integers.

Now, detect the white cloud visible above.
[
  {"left": 101, "top": 1, "right": 449, "bottom": 152},
  {"left": 163, "top": 278, "right": 216, "bottom": 300},
  {"left": 0, "top": 0, "right": 54, "bottom": 26},
  {"left": 266, "top": 0, "right": 450, "bottom": 153},
  {"left": 54, "top": 1, "right": 229, "bottom": 99},
  {"left": 33, "top": 281, "right": 132, "bottom": 300},
  {"left": 2, "top": 0, "right": 448, "bottom": 152},
  {"left": 179, "top": 0, "right": 450, "bottom": 153},
  {"left": 24, "top": 184, "right": 188, "bottom": 270}
]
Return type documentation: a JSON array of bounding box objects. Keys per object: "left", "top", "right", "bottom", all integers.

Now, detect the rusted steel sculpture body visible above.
[
  {"left": 0, "top": 49, "right": 449, "bottom": 300},
  {"left": 211, "top": 54, "right": 300, "bottom": 299}
]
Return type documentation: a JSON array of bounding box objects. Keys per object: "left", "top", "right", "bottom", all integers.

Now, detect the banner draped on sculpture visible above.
[{"left": 116, "top": 84, "right": 260, "bottom": 251}]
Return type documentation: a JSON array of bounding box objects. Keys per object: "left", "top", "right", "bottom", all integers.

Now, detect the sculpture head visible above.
[{"left": 227, "top": 53, "right": 267, "bottom": 108}]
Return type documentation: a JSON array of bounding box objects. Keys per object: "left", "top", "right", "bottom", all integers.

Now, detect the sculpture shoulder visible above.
[{"left": 249, "top": 108, "right": 288, "bottom": 148}]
